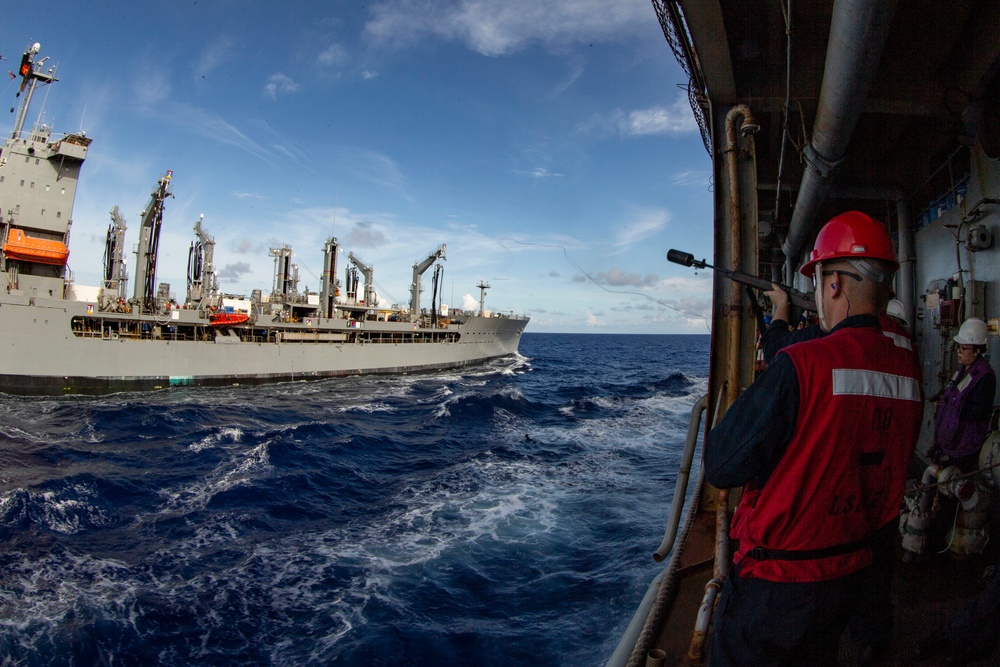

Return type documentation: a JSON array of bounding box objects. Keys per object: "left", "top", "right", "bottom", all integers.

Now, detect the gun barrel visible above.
[{"left": 666, "top": 249, "right": 815, "bottom": 310}]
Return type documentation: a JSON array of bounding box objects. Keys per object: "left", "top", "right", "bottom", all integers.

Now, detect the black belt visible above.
[{"left": 746, "top": 535, "right": 871, "bottom": 562}]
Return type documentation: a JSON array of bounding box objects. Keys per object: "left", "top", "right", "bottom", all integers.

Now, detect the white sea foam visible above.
[
  {"left": 189, "top": 426, "right": 244, "bottom": 452},
  {"left": 155, "top": 441, "right": 273, "bottom": 516},
  {"left": 336, "top": 401, "right": 396, "bottom": 414},
  {"left": 0, "top": 482, "right": 111, "bottom": 534}
]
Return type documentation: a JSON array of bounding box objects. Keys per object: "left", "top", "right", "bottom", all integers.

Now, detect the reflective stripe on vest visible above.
[{"left": 832, "top": 369, "right": 921, "bottom": 401}]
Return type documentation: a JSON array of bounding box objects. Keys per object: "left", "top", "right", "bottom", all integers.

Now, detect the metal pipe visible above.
[
  {"left": 772, "top": 0, "right": 793, "bottom": 221},
  {"left": 685, "top": 488, "right": 731, "bottom": 664},
  {"left": 686, "top": 578, "right": 723, "bottom": 663},
  {"left": 653, "top": 394, "right": 709, "bottom": 561},
  {"left": 714, "top": 488, "right": 731, "bottom": 580},
  {"left": 724, "top": 104, "right": 757, "bottom": 407},
  {"left": 896, "top": 199, "right": 916, "bottom": 333},
  {"left": 919, "top": 464, "right": 941, "bottom": 514},
  {"left": 782, "top": 0, "right": 898, "bottom": 279}
]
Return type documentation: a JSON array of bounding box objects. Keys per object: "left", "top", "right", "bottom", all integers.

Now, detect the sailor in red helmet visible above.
[{"left": 706, "top": 211, "right": 923, "bottom": 666}]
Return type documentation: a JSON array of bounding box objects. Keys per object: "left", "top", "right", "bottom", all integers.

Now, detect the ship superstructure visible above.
[{"left": 0, "top": 43, "right": 527, "bottom": 395}]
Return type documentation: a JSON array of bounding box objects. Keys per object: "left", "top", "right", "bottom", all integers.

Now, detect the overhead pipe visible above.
[
  {"left": 782, "top": 0, "right": 898, "bottom": 281},
  {"left": 896, "top": 200, "right": 916, "bottom": 333}
]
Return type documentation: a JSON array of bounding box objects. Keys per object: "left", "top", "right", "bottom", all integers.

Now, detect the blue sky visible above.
[{"left": 1, "top": 0, "right": 714, "bottom": 334}]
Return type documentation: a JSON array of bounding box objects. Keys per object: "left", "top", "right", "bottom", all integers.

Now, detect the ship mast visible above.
[
  {"left": 477, "top": 280, "right": 491, "bottom": 316},
  {"left": 319, "top": 237, "right": 340, "bottom": 318},
  {"left": 11, "top": 43, "right": 56, "bottom": 141}
]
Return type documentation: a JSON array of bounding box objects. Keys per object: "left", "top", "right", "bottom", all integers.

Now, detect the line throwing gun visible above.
[{"left": 666, "top": 249, "right": 816, "bottom": 311}]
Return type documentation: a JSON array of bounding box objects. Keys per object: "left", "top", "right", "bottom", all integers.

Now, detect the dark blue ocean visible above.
[{"left": 0, "top": 333, "right": 709, "bottom": 666}]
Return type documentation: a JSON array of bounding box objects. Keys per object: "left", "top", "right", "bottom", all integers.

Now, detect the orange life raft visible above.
[{"left": 3, "top": 228, "right": 70, "bottom": 266}]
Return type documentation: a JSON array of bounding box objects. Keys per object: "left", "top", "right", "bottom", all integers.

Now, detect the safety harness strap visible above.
[{"left": 746, "top": 535, "right": 870, "bottom": 562}]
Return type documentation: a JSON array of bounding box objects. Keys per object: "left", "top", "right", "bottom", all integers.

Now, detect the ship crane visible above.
[
  {"left": 347, "top": 251, "right": 378, "bottom": 307},
  {"left": 131, "top": 170, "right": 174, "bottom": 314},
  {"left": 430, "top": 262, "right": 445, "bottom": 327},
  {"left": 409, "top": 244, "right": 446, "bottom": 322},
  {"left": 100, "top": 206, "right": 129, "bottom": 312},
  {"left": 187, "top": 214, "right": 219, "bottom": 309}
]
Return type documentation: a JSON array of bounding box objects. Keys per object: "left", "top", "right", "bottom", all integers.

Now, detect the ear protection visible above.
[{"left": 831, "top": 283, "right": 839, "bottom": 292}]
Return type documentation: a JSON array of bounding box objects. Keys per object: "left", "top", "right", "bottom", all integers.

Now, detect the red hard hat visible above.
[{"left": 799, "top": 211, "right": 899, "bottom": 278}]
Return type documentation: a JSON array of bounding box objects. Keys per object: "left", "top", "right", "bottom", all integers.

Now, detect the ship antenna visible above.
[
  {"left": 32, "top": 64, "right": 55, "bottom": 131},
  {"left": 332, "top": 185, "right": 339, "bottom": 237}
]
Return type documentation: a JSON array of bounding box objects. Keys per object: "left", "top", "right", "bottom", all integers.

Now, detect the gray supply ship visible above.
[{"left": 0, "top": 43, "right": 527, "bottom": 395}]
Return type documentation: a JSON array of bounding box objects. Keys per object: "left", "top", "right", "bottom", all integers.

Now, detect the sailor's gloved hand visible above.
[{"left": 764, "top": 283, "right": 790, "bottom": 323}]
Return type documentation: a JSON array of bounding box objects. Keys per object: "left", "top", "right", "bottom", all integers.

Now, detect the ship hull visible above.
[{"left": 0, "top": 295, "right": 527, "bottom": 395}]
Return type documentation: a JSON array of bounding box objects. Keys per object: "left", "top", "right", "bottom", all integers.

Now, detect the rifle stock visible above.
[{"left": 667, "top": 249, "right": 816, "bottom": 311}]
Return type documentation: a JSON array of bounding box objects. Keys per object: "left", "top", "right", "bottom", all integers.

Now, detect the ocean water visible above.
[{"left": 0, "top": 333, "right": 710, "bottom": 666}]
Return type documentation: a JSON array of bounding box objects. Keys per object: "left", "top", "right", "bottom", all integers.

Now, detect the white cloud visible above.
[
  {"left": 218, "top": 261, "right": 252, "bottom": 282},
  {"left": 593, "top": 269, "right": 661, "bottom": 288},
  {"left": 622, "top": 95, "right": 697, "bottom": 136},
  {"left": 318, "top": 43, "right": 350, "bottom": 69},
  {"left": 364, "top": 0, "right": 650, "bottom": 57},
  {"left": 264, "top": 73, "right": 299, "bottom": 99},
  {"left": 344, "top": 221, "right": 389, "bottom": 248},
  {"left": 462, "top": 293, "right": 478, "bottom": 310},
  {"left": 578, "top": 94, "right": 697, "bottom": 139}
]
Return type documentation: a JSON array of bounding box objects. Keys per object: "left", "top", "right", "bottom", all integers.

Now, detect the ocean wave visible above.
[
  {"left": 0, "top": 480, "right": 114, "bottom": 534},
  {"left": 0, "top": 333, "right": 710, "bottom": 665},
  {"left": 153, "top": 442, "right": 273, "bottom": 518}
]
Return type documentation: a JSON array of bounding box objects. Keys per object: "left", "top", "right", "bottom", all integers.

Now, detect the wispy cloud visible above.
[
  {"left": 364, "top": 0, "right": 650, "bottom": 57},
  {"left": 672, "top": 170, "right": 712, "bottom": 187},
  {"left": 550, "top": 60, "right": 585, "bottom": 98},
  {"left": 193, "top": 35, "right": 237, "bottom": 81},
  {"left": 128, "top": 55, "right": 277, "bottom": 164},
  {"left": 318, "top": 43, "right": 350, "bottom": 69},
  {"left": 516, "top": 167, "right": 564, "bottom": 178},
  {"left": 611, "top": 208, "right": 671, "bottom": 253},
  {"left": 336, "top": 148, "right": 409, "bottom": 196}
]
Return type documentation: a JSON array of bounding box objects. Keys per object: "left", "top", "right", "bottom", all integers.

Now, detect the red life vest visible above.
[{"left": 731, "top": 324, "right": 922, "bottom": 582}]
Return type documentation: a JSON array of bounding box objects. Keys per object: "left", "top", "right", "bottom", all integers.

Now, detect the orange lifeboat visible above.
[
  {"left": 3, "top": 228, "right": 70, "bottom": 266},
  {"left": 209, "top": 312, "right": 250, "bottom": 327}
]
